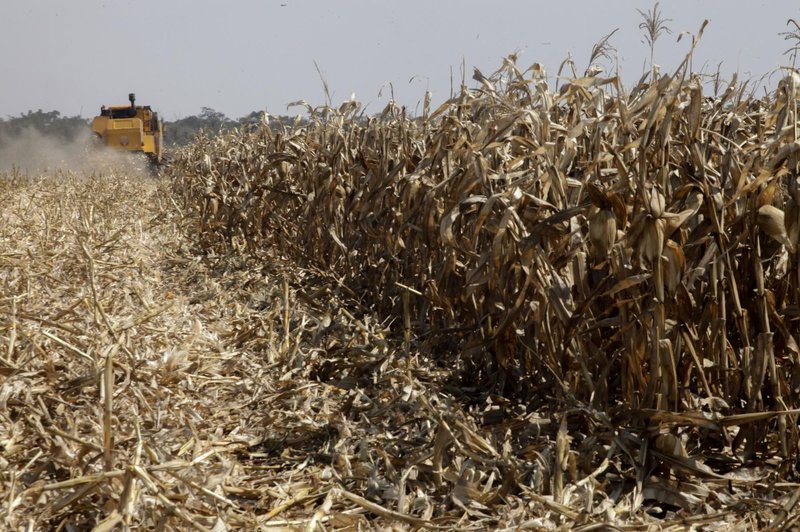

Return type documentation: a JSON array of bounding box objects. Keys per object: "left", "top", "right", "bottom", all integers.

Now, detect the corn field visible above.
[
  {"left": 8, "top": 25, "right": 800, "bottom": 530},
  {"left": 174, "top": 59, "right": 800, "bottom": 413},
  {"left": 162, "top": 37, "right": 800, "bottom": 524}
]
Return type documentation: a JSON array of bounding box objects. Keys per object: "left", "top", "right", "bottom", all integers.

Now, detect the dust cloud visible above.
[{"left": 0, "top": 127, "right": 152, "bottom": 177}]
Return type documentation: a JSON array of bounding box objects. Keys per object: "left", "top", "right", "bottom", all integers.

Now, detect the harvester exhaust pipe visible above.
[{"left": 129, "top": 93, "right": 136, "bottom": 108}]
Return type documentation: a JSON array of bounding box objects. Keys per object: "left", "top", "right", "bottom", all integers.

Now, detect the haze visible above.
[{"left": 2, "top": 0, "right": 798, "bottom": 120}]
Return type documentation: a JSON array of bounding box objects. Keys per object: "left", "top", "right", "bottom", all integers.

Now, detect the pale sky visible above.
[{"left": 1, "top": 1, "right": 798, "bottom": 120}]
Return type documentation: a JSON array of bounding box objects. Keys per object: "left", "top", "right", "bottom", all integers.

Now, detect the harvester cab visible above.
[{"left": 91, "top": 93, "right": 163, "bottom": 165}]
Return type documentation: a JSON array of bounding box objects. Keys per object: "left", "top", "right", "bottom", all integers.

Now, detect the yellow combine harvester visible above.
[{"left": 91, "top": 93, "right": 163, "bottom": 164}]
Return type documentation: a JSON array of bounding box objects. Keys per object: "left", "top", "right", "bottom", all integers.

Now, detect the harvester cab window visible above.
[{"left": 105, "top": 107, "right": 137, "bottom": 119}]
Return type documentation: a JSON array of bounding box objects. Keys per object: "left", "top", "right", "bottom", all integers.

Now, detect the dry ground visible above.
[{"left": 0, "top": 171, "right": 789, "bottom": 530}]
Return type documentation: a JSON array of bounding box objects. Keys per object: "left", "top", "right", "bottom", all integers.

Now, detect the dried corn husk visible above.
[
  {"left": 758, "top": 204, "right": 795, "bottom": 253},
  {"left": 589, "top": 207, "right": 617, "bottom": 260}
]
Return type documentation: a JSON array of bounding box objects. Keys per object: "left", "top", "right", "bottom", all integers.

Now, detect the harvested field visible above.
[{"left": 7, "top": 40, "right": 800, "bottom": 532}]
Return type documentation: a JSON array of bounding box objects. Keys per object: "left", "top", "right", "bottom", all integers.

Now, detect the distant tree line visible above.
[
  {"left": 0, "top": 110, "right": 88, "bottom": 143},
  {"left": 0, "top": 108, "right": 306, "bottom": 148}
]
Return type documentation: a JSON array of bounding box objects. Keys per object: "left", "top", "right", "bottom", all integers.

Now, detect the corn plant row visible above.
[{"left": 169, "top": 47, "right": 800, "bottom": 461}]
